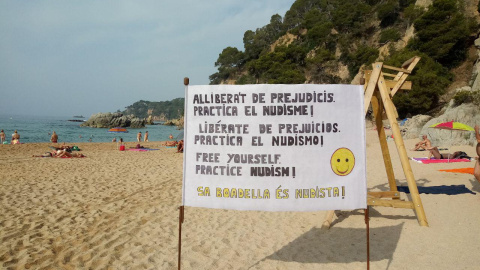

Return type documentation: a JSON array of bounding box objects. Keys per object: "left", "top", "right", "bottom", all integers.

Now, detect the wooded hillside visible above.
[
  {"left": 122, "top": 98, "right": 184, "bottom": 120},
  {"left": 209, "top": 0, "right": 479, "bottom": 118}
]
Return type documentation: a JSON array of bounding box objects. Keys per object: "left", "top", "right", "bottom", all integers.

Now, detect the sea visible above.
[{"left": 0, "top": 115, "right": 183, "bottom": 144}]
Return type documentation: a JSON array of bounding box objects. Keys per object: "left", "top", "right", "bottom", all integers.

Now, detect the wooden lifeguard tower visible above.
[{"left": 323, "top": 56, "right": 429, "bottom": 227}]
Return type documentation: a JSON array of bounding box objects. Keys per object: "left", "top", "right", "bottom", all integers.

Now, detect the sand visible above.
[{"left": 1, "top": 130, "right": 480, "bottom": 270}]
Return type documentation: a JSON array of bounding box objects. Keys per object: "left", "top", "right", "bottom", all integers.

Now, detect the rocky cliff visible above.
[{"left": 81, "top": 113, "right": 146, "bottom": 129}]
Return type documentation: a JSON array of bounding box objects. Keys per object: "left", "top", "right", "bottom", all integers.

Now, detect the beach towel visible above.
[
  {"left": 34, "top": 155, "right": 86, "bottom": 158},
  {"left": 410, "top": 157, "right": 471, "bottom": 164},
  {"left": 397, "top": 185, "right": 475, "bottom": 195},
  {"left": 439, "top": 168, "right": 475, "bottom": 174},
  {"left": 414, "top": 148, "right": 448, "bottom": 152},
  {"left": 127, "top": 148, "right": 159, "bottom": 151}
]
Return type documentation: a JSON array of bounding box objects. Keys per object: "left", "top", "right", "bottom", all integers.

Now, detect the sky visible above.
[{"left": 0, "top": 0, "right": 294, "bottom": 117}]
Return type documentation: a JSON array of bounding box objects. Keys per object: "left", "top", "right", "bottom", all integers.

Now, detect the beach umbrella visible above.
[
  {"left": 428, "top": 121, "right": 474, "bottom": 131},
  {"left": 108, "top": 127, "right": 128, "bottom": 133},
  {"left": 428, "top": 121, "right": 474, "bottom": 144}
]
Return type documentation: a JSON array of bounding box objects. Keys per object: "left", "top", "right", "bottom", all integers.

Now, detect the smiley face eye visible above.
[
  {"left": 346, "top": 158, "right": 349, "bottom": 162},
  {"left": 337, "top": 159, "right": 340, "bottom": 162}
]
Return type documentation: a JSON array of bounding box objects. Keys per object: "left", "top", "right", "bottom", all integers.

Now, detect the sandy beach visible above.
[{"left": 1, "top": 129, "right": 480, "bottom": 270}]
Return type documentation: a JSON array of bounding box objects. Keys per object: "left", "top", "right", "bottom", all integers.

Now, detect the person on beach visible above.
[
  {"left": 33, "top": 149, "right": 85, "bottom": 158},
  {"left": 54, "top": 149, "right": 85, "bottom": 158},
  {"left": 137, "top": 131, "right": 142, "bottom": 142},
  {"left": 11, "top": 130, "right": 20, "bottom": 144},
  {"left": 144, "top": 131, "right": 149, "bottom": 142},
  {"left": 0, "top": 130, "right": 5, "bottom": 144},
  {"left": 52, "top": 144, "right": 74, "bottom": 152},
  {"left": 50, "top": 131, "right": 58, "bottom": 143},
  {"left": 162, "top": 140, "right": 178, "bottom": 146},
  {"left": 112, "top": 137, "right": 117, "bottom": 142},
  {"left": 169, "top": 134, "right": 174, "bottom": 140},
  {"left": 427, "top": 147, "right": 465, "bottom": 160},
  {"left": 411, "top": 135, "right": 431, "bottom": 151},
  {"left": 177, "top": 139, "right": 184, "bottom": 153},
  {"left": 474, "top": 125, "right": 480, "bottom": 182}
]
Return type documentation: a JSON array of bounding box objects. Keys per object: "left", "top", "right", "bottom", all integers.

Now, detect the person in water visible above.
[
  {"left": 11, "top": 130, "right": 20, "bottom": 144},
  {"left": 0, "top": 130, "right": 5, "bottom": 144},
  {"left": 144, "top": 131, "right": 149, "bottom": 142},
  {"left": 51, "top": 131, "right": 58, "bottom": 143},
  {"left": 137, "top": 131, "right": 142, "bottom": 142}
]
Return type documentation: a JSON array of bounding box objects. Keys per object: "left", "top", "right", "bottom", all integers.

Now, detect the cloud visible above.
[{"left": 0, "top": 0, "right": 293, "bottom": 117}]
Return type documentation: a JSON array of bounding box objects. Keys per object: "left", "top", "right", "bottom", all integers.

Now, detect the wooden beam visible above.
[
  {"left": 368, "top": 198, "right": 414, "bottom": 209},
  {"left": 377, "top": 70, "right": 429, "bottom": 227},
  {"left": 401, "top": 56, "right": 417, "bottom": 68},
  {"left": 383, "top": 65, "right": 411, "bottom": 74},
  {"left": 368, "top": 191, "right": 401, "bottom": 199},
  {"left": 371, "top": 92, "right": 397, "bottom": 191},
  {"left": 322, "top": 210, "right": 336, "bottom": 229},
  {"left": 386, "top": 80, "right": 411, "bottom": 90},
  {"left": 382, "top": 72, "right": 398, "bottom": 78},
  {"left": 364, "top": 63, "right": 383, "bottom": 115},
  {"left": 391, "top": 56, "right": 421, "bottom": 97}
]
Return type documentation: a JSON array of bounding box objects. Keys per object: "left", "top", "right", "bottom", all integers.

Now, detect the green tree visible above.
[
  {"left": 307, "top": 48, "right": 340, "bottom": 83},
  {"left": 124, "top": 98, "right": 185, "bottom": 119},
  {"left": 303, "top": 9, "right": 324, "bottom": 29},
  {"left": 242, "top": 14, "right": 285, "bottom": 62},
  {"left": 248, "top": 48, "right": 306, "bottom": 84},
  {"left": 385, "top": 50, "right": 452, "bottom": 117},
  {"left": 306, "top": 22, "right": 333, "bottom": 49},
  {"left": 402, "top": 4, "right": 425, "bottom": 26},
  {"left": 377, "top": 0, "right": 399, "bottom": 27},
  {"left": 284, "top": 0, "right": 328, "bottom": 30},
  {"left": 332, "top": 1, "right": 370, "bottom": 33},
  {"left": 209, "top": 47, "right": 245, "bottom": 84},
  {"left": 379, "top": 28, "right": 401, "bottom": 44},
  {"left": 408, "top": 0, "right": 475, "bottom": 67},
  {"left": 346, "top": 45, "right": 378, "bottom": 77}
]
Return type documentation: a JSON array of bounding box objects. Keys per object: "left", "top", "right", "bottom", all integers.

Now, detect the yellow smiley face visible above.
[{"left": 331, "top": 148, "right": 355, "bottom": 176}]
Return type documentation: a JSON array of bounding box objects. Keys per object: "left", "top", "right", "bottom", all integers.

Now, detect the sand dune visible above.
[{"left": 1, "top": 131, "right": 479, "bottom": 269}]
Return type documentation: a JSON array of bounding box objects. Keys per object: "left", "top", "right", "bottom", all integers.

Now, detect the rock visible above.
[
  {"left": 475, "top": 37, "right": 480, "bottom": 49},
  {"left": 419, "top": 103, "right": 480, "bottom": 147},
  {"left": 81, "top": 112, "right": 146, "bottom": 129},
  {"left": 163, "top": 117, "right": 184, "bottom": 129},
  {"left": 146, "top": 115, "right": 155, "bottom": 125},
  {"left": 401, "top": 115, "right": 432, "bottom": 139}
]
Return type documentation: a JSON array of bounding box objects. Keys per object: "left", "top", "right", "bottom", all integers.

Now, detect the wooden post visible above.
[
  {"left": 365, "top": 207, "right": 370, "bottom": 270},
  {"left": 376, "top": 72, "right": 428, "bottom": 226},
  {"left": 178, "top": 206, "right": 185, "bottom": 270},
  {"left": 364, "top": 63, "right": 383, "bottom": 115},
  {"left": 370, "top": 93, "right": 397, "bottom": 192},
  {"left": 321, "top": 210, "right": 336, "bottom": 229},
  {"left": 178, "top": 77, "right": 189, "bottom": 270}
]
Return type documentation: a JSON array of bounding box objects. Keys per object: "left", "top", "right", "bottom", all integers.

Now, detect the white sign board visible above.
[{"left": 182, "top": 84, "right": 366, "bottom": 211}]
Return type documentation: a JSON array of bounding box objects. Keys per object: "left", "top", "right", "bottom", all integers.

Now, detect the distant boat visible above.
[
  {"left": 108, "top": 127, "right": 128, "bottom": 133},
  {"left": 68, "top": 119, "right": 86, "bottom": 122},
  {"left": 73, "top": 115, "right": 85, "bottom": 118}
]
